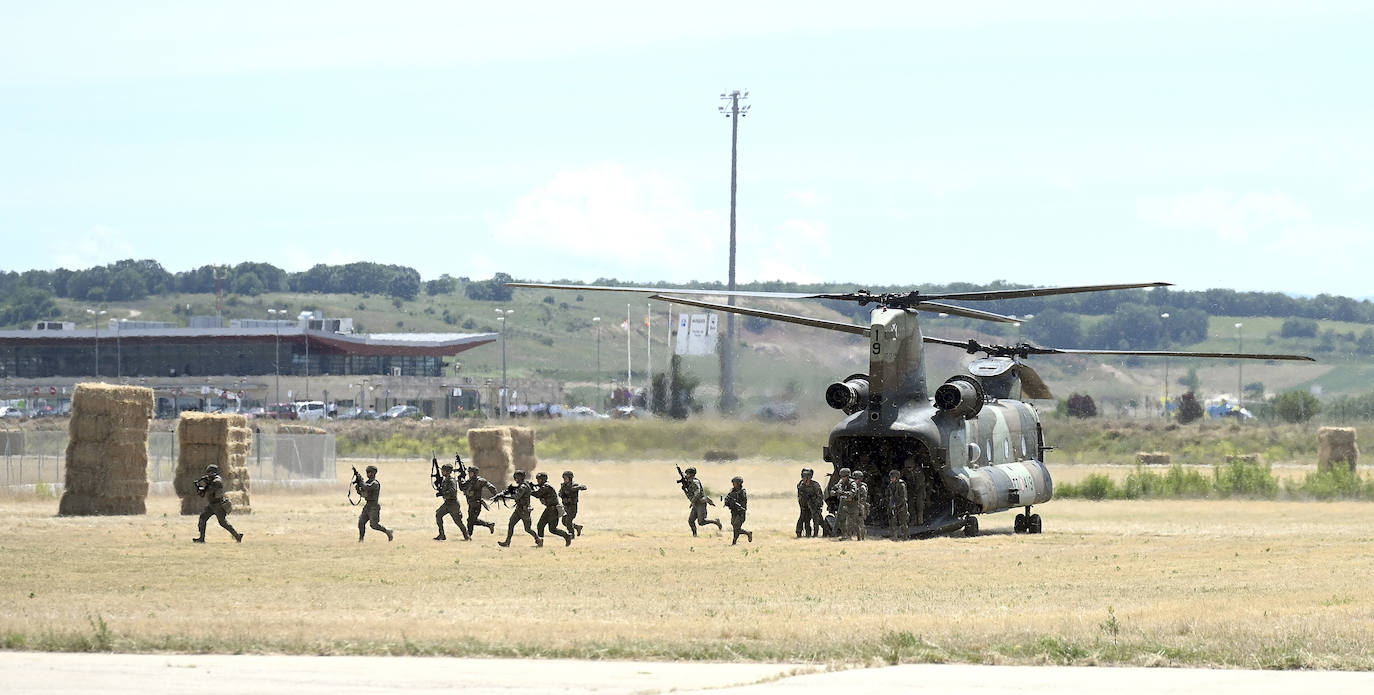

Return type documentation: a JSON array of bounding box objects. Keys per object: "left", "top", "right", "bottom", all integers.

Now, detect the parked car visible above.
[
  {"left": 0, "top": 406, "right": 26, "bottom": 419},
  {"left": 264, "top": 403, "right": 297, "bottom": 420},
  {"left": 565, "top": 406, "right": 610, "bottom": 420},
  {"left": 380, "top": 405, "right": 420, "bottom": 420},
  {"left": 336, "top": 407, "right": 379, "bottom": 420},
  {"left": 294, "top": 400, "right": 327, "bottom": 421}
]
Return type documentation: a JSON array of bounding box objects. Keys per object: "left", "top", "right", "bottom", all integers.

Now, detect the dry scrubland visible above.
[{"left": 3, "top": 458, "right": 1374, "bottom": 669}]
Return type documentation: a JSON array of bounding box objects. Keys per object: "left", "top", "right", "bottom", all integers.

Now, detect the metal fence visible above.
[{"left": 1, "top": 429, "right": 337, "bottom": 491}]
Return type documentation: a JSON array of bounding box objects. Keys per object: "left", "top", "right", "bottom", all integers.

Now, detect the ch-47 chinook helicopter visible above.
[{"left": 510, "top": 280, "right": 1313, "bottom": 538}]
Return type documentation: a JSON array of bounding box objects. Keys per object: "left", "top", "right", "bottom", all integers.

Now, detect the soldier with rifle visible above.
[
  {"left": 723, "top": 475, "right": 753, "bottom": 545},
  {"left": 830, "top": 467, "right": 859, "bottom": 541},
  {"left": 191, "top": 463, "right": 242, "bottom": 544},
  {"left": 852, "top": 469, "right": 870, "bottom": 541},
  {"left": 353, "top": 464, "right": 394, "bottom": 542},
  {"left": 887, "top": 468, "right": 909, "bottom": 541},
  {"left": 559, "top": 470, "right": 587, "bottom": 537},
  {"left": 795, "top": 467, "right": 824, "bottom": 538},
  {"left": 531, "top": 471, "right": 573, "bottom": 547},
  {"left": 677, "top": 466, "right": 721, "bottom": 536},
  {"left": 432, "top": 461, "right": 470, "bottom": 541},
  {"left": 493, "top": 469, "right": 541, "bottom": 547},
  {"left": 459, "top": 461, "right": 497, "bottom": 536}
]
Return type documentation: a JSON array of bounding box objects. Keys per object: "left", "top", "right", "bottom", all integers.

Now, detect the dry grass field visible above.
[{"left": 3, "top": 458, "right": 1373, "bottom": 669}]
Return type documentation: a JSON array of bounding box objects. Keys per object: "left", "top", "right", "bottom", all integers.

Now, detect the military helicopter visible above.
[{"left": 509, "top": 280, "right": 1313, "bottom": 537}]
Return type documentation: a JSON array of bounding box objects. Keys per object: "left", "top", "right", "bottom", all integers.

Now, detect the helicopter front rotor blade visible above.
[
  {"left": 647, "top": 294, "right": 867, "bottom": 335},
  {"left": 918, "top": 282, "right": 1172, "bottom": 302},
  {"left": 1031, "top": 347, "right": 1315, "bottom": 362},
  {"left": 912, "top": 301, "right": 1020, "bottom": 324},
  {"left": 507, "top": 282, "right": 821, "bottom": 300}
]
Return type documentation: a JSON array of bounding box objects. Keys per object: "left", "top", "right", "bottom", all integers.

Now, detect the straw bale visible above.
[
  {"left": 1225, "top": 453, "right": 1260, "bottom": 465},
  {"left": 104, "top": 478, "right": 150, "bottom": 498},
  {"left": 59, "top": 492, "right": 145, "bottom": 516},
  {"left": 278, "top": 424, "right": 326, "bottom": 435},
  {"left": 70, "top": 414, "right": 150, "bottom": 443},
  {"left": 467, "top": 426, "right": 537, "bottom": 487},
  {"left": 1135, "top": 452, "right": 1171, "bottom": 466},
  {"left": 1318, "top": 427, "right": 1359, "bottom": 472},
  {"left": 224, "top": 490, "right": 251, "bottom": 514},
  {"left": 509, "top": 426, "right": 538, "bottom": 471},
  {"left": 68, "top": 382, "right": 155, "bottom": 419}
]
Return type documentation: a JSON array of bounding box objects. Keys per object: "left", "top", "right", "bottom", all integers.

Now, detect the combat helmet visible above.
[
  {"left": 838, "top": 467, "right": 851, "bottom": 477},
  {"left": 205, "top": 463, "right": 219, "bottom": 474},
  {"left": 852, "top": 470, "right": 865, "bottom": 480},
  {"left": 684, "top": 467, "right": 697, "bottom": 476},
  {"left": 366, "top": 465, "right": 378, "bottom": 474},
  {"left": 535, "top": 471, "right": 548, "bottom": 482},
  {"left": 562, "top": 470, "right": 574, "bottom": 479},
  {"left": 441, "top": 463, "right": 453, "bottom": 472},
  {"left": 800, "top": 467, "right": 813, "bottom": 477},
  {"left": 513, "top": 469, "right": 526, "bottom": 479},
  {"left": 731, "top": 475, "right": 743, "bottom": 484}
]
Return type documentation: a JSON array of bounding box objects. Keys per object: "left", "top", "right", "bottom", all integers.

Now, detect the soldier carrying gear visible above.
[
  {"left": 887, "top": 468, "right": 909, "bottom": 541},
  {"left": 902, "top": 456, "right": 926, "bottom": 527},
  {"left": 680, "top": 466, "right": 722, "bottom": 537},
  {"left": 497, "top": 470, "right": 541, "bottom": 547},
  {"left": 433, "top": 462, "right": 470, "bottom": 542},
  {"left": 724, "top": 475, "right": 752, "bottom": 545},
  {"left": 851, "top": 470, "right": 870, "bottom": 540},
  {"left": 830, "top": 467, "right": 860, "bottom": 541},
  {"left": 796, "top": 467, "right": 824, "bottom": 538},
  {"left": 559, "top": 470, "right": 587, "bottom": 538},
  {"left": 192, "top": 463, "right": 242, "bottom": 544},
  {"left": 460, "top": 464, "right": 498, "bottom": 536},
  {"left": 531, "top": 471, "right": 573, "bottom": 547},
  {"left": 355, "top": 464, "right": 394, "bottom": 542}
]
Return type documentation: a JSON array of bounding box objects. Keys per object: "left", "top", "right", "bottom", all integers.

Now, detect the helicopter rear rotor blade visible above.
[
  {"left": 939, "top": 338, "right": 1315, "bottom": 362},
  {"left": 646, "top": 294, "right": 867, "bottom": 335}
]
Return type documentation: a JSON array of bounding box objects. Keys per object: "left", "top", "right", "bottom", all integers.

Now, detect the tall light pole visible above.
[
  {"left": 496, "top": 309, "right": 513, "bottom": 418},
  {"left": 116, "top": 318, "right": 126, "bottom": 379},
  {"left": 86, "top": 309, "right": 106, "bottom": 377},
  {"left": 1235, "top": 322, "right": 1244, "bottom": 413},
  {"left": 718, "top": 88, "right": 749, "bottom": 415},
  {"left": 1160, "top": 313, "right": 1170, "bottom": 415},
  {"left": 268, "top": 308, "right": 285, "bottom": 406},
  {"left": 592, "top": 316, "right": 602, "bottom": 410}
]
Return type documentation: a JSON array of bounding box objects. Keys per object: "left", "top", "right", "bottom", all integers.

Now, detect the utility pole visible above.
[{"left": 718, "top": 89, "right": 749, "bottom": 414}]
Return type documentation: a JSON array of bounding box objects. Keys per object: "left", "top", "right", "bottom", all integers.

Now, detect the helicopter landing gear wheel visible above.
[
  {"left": 1014, "top": 513, "right": 1027, "bottom": 533},
  {"left": 963, "top": 516, "right": 979, "bottom": 537},
  {"left": 1028, "top": 514, "right": 1043, "bottom": 534}
]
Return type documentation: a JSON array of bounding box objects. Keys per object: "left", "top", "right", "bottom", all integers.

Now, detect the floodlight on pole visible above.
[
  {"left": 1235, "top": 322, "right": 1244, "bottom": 414},
  {"left": 1160, "top": 313, "right": 1170, "bottom": 412},
  {"left": 592, "top": 317, "right": 602, "bottom": 410},
  {"left": 717, "top": 88, "right": 749, "bottom": 415},
  {"left": 496, "top": 309, "right": 513, "bottom": 417}
]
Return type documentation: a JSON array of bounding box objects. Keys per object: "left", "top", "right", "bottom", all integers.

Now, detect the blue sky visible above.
[{"left": 2, "top": 2, "right": 1371, "bottom": 297}]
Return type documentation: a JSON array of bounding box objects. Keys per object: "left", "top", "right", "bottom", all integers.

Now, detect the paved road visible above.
[{"left": 4, "top": 652, "right": 1371, "bottom": 694}]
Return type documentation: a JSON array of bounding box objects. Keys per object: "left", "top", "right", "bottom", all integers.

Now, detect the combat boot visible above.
[
  {"left": 434, "top": 534, "right": 446, "bottom": 541},
  {"left": 747, "top": 531, "right": 753, "bottom": 543},
  {"left": 192, "top": 537, "right": 205, "bottom": 543},
  {"left": 535, "top": 536, "right": 544, "bottom": 548},
  {"left": 497, "top": 539, "right": 511, "bottom": 547},
  {"left": 564, "top": 534, "right": 572, "bottom": 547},
  {"left": 386, "top": 529, "right": 395, "bottom": 542},
  {"left": 575, "top": 524, "right": 583, "bottom": 536},
  {"left": 234, "top": 532, "right": 244, "bottom": 543}
]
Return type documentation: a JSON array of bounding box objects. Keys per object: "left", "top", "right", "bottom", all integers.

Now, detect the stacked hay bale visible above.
[
  {"left": 1136, "top": 452, "right": 1171, "bottom": 466},
  {"left": 1318, "top": 427, "right": 1359, "bottom": 472},
  {"left": 467, "top": 426, "right": 537, "bottom": 487},
  {"left": 58, "top": 383, "right": 154, "bottom": 516},
  {"left": 174, "top": 412, "right": 254, "bottom": 515}
]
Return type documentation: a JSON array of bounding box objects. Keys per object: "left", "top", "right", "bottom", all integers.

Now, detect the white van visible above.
[{"left": 294, "top": 400, "right": 327, "bottom": 421}]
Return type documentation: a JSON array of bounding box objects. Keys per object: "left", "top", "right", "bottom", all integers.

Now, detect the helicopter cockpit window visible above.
[{"left": 966, "top": 441, "right": 981, "bottom": 466}]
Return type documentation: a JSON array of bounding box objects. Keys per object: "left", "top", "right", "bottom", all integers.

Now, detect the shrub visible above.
[
  {"left": 1176, "top": 392, "right": 1204, "bottom": 424},
  {"left": 1065, "top": 394, "right": 1097, "bottom": 418},
  {"left": 1212, "top": 459, "right": 1279, "bottom": 499},
  {"left": 1272, "top": 390, "right": 1321, "bottom": 423}
]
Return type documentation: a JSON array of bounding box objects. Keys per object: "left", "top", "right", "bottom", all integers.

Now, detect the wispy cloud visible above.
[{"left": 51, "top": 226, "right": 135, "bottom": 270}]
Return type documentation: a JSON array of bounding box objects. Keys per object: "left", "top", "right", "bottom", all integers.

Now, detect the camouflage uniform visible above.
[
  {"left": 433, "top": 469, "right": 470, "bottom": 541},
  {"left": 682, "top": 472, "right": 722, "bottom": 536},
  {"left": 723, "top": 477, "right": 753, "bottom": 545},
  {"left": 795, "top": 471, "right": 824, "bottom": 538},
  {"left": 831, "top": 471, "right": 859, "bottom": 540},
  {"left": 887, "top": 471, "right": 909, "bottom": 541},
  {"left": 853, "top": 471, "right": 870, "bottom": 541},
  {"left": 497, "top": 477, "right": 541, "bottom": 547},
  {"left": 461, "top": 469, "right": 498, "bottom": 536},
  {"left": 531, "top": 474, "right": 573, "bottom": 546},
  {"left": 558, "top": 473, "right": 587, "bottom": 537},
  {"left": 193, "top": 470, "right": 242, "bottom": 543},
  {"left": 903, "top": 460, "right": 926, "bottom": 526},
  {"left": 355, "top": 470, "right": 394, "bottom": 542}
]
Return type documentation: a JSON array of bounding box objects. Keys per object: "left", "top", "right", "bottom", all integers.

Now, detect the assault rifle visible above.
[
  {"left": 674, "top": 465, "right": 714, "bottom": 506},
  {"left": 193, "top": 474, "right": 211, "bottom": 496},
  {"left": 490, "top": 482, "right": 528, "bottom": 507},
  {"left": 454, "top": 453, "right": 468, "bottom": 480},
  {"left": 348, "top": 466, "right": 364, "bottom": 506},
  {"left": 430, "top": 453, "right": 442, "bottom": 491}
]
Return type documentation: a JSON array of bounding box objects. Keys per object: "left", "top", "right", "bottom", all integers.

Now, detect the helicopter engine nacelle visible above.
[
  {"left": 825, "top": 374, "right": 870, "bottom": 414},
  {"left": 934, "top": 375, "right": 985, "bottom": 419}
]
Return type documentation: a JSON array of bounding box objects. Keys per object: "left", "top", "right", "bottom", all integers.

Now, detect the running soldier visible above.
[
  {"left": 460, "top": 464, "right": 497, "bottom": 536},
  {"left": 830, "top": 467, "right": 859, "bottom": 540},
  {"left": 496, "top": 470, "right": 541, "bottom": 547},
  {"left": 559, "top": 470, "right": 587, "bottom": 537},
  {"left": 355, "top": 464, "right": 394, "bottom": 542},
  {"left": 723, "top": 475, "right": 753, "bottom": 545},
  {"left": 191, "top": 463, "right": 242, "bottom": 543},
  {"left": 531, "top": 471, "right": 573, "bottom": 547},
  {"left": 433, "top": 463, "right": 470, "bottom": 541},
  {"left": 680, "top": 467, "right": 722, "bottom": 536},
  {"left": 887, "top": 468, "right": 909, "bottom": 541},
  {"left": 795, "top": 468, "right": 824, "bottom": 538},
  {"left": 852, "top": 470, "right": 870, "bottom": 541}
]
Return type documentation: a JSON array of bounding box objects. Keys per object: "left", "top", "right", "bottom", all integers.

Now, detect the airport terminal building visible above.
[{"left": 0, "top": 316, "right": 508, "bottom": 417}]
